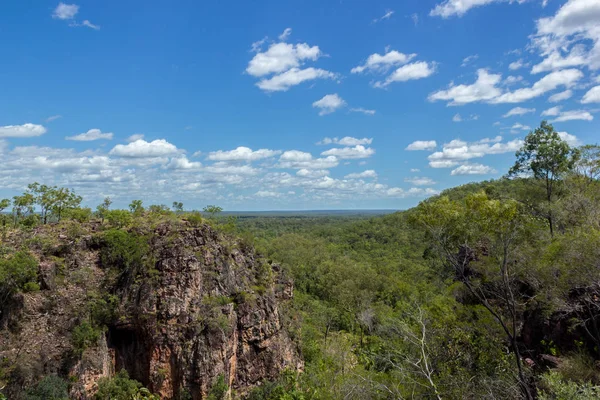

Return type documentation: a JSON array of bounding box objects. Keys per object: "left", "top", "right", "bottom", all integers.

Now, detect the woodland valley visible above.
[{"left": 1, "top": 121, "right": 600, "bottom": 399}]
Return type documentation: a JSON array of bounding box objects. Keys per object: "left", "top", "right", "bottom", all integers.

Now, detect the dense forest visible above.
[{"left": 1, "top": 121, "right": 600, "bottom": 399}]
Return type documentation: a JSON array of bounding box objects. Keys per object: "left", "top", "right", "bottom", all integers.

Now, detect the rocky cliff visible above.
[{"left": 0, "top": 220, "right": 301, "bottom": 399}]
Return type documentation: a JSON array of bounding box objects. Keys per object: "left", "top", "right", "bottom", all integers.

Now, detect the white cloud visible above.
[
  {"left": 256, "top": 67, "right": 337, "bottom": 92},
  {"left": 278, "top": 151, "right": 339, "bottom": 169},
  {"left": 0, "top": 123, "right": 47, "bottom": 138},
  {"left": 167, "top": 156, "right": 202, "bottom": 170},
  {"left": 278, "top": 28, "right": 292, "bottom": 41},
  {"left": 373, "top": 10, "right": 394, "bottom": 23},
  {"left": 204, "top": 163, "right": 260, "bottom": 176},
  {"left": 549, "top": 89, "right": 573, "bottom": 102},
  {"left": 503, "top": 107, "right": 535, "bottom": 117},
  {"left": 109, "top": 139, "right": 182, "bottom": 158},
  {"left": 246, "top": 42, "right": 321, "bottom": 77},
  {"left": 406, "top": 140, "right": 437, "bottom": 151},
  {"left": 351, "top": 50, "right": 416, "bottom": 74},
  {"left": 428, "top": 137, "right": 523, "bottom": 168},
  {"left": 453, "top": 113, "right": 479, "bottom": 122},
  {"left": 430, "top": 0, "right": 526, "bottom": 18},
  {"left": 66, "top": 128, "right": 113, "bottom": 141},
  {"left": 509, "top": 59, "right": 527, "bottom": 70},
  {"left": 405, "top": 177, "right": 436, "bottom": 186},
  {"left": 127, "top": 134, "right": 145, "bottom": 142},
  {"left": 207, "top": 146, "right": 280, "bottom": 162},
  {"left": 52, "top": 3, "right": 79, "bottom": 20},
  {"left": 345, "top": 170, "right": 377, "bottom": 179},
  {"left": 321, "top": 145, "right": 375, "bottom": 159},
  {"left": 318, "top": 137, "right": 373, "bottom": 146},
  {"left": 551, "top": 109, "right": 594, "bottom": 122},
  {"left": 582, "top": 85, "right": 600, "bottom": 103},
  {"left": 558, "top": 131, "right": 581, "bottom": 146},
  {"left": 512, "top": 122, "right": 531, "bottom": 130},
  {"left": 297, "top": 169, "right": 329, "bottom": 178},
  {"left": 312, "top": 94, "right": 346, "bottom": 115},
  {"left": 349, "top": 107, "right": 376, "bottom": 115},
  {"left": 46, "top": 115, "right": 62, "bottom": 122},
  {"left": 255, "top": 190, "right": 283, "bottom": 198},
  {"left": 491, "top": 68, "right": 583, "bottom": 104},
  {"left": 429, "top": 69, "right": 503, "bottom": 105},
  {"left": 462, "top": 54, "right": 479, "bottom": 67},
  {"left": 451, "top": 163, "right": 498, "bottom": 175},
  {"left": 504, "top": 75, "right": 524, "bottom": 85},
  {"left": 80, "top": 20, "right": 100, "bottom": 30},
  {"left": 453, "top": 113, "right": 462, "bottom": 122},
  {"left": 411, "top": 13, "right": 419, "bottom": 25},
  {"left": 541, "top": 105, "right": 594, "bottom": 122},
  {"left": 542, "top": 106, "right": 562, "bottom": 116},
  {"left": 410, "top": 168, "right": 420, "bottom": 172},
  {"left": 531, "top": 0, "right": 600, "bottom": 72},
  {"left": 374, "top": 61, "right": 436, "bottom": 87}
]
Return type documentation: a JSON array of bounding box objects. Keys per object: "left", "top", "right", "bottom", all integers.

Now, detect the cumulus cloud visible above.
[
  {"left": 246, "top": 42, "right": 321, "bottom": 77},
  {"left": 551, "top": 109, "right": 594, "bottom": 122},
  {"left": 345, "top": 170, "right": 377, "bottom": 179},
  {"left": 66, "top": 128, "right": 113, "bottom": 141},
  {"left": 512, "top": 122, "right": 531, "bottom": 131},
  {"left": 451, "top": 163, "right": 498, "bottom": 175},
  {"left": 430, "top": 0, "right": 526, "bottom": 18},
  {"left": 109, "top": 139, "right": 182, "bottom": 158},
  {"left": 428, "top": 69, "right": 503, "bottom": 105},
  {"left": 256, "top": 67, "right": 337, "bottom": 92},
  {"left": 278, "top": 28, "right": 292, "bottom": 41},
  {"left": 558, "top": 131, "right": 581, "bottom": 146},
  {"left": 321, "top": 145, "right": 375, "bottom": 159},
  {"left": 207, "top": 146, "right": 280, "bottom": 162},
  {"left": 509, "top": 59, "right": 527, "bottom": 70},
  {"left": 297, "top": 169, "right": 330, "bottom": 178},
  {"left": 503, "top": 107, "right": 535, "bottom": 117},
  {"left": 406, "top": 140, "right": 437, "bottom": 151},
  {"left": 542, "top": 106, "right": 562, "bottom": 116},
  {"left": 0, "top": 123, "right": 47, "bottom": 138},
  {"left": 549, "top": 89, "right": 573, "bottom": 102},
  {"left": 351, "top": 50, "right": 416, "bottom": 74},
  {"left": 374, "top": 61, "right": 436, "bottom": 87},
  {"left": 52, "top": 3, "right": 79, "bottom": 20},
  {"left": 167, "top": 156, "right": 202, "bottom": 170},
  {"left": 312, "top": 94, "right": 346, "bottom": 115},
  {"left": 127, "top": 134, "right": 145, "bottom": 142},
  {"left": 430, "top": 68, "right": 583, "bottom": 105},
  {"left": 278, "top": 151, "right": 339, "bottom": 169},
  {"left": 453, "top": 113, "right": 479, "bottom": 122},
  {"left": 582, "top": 85, "right": 600, "bottom": 103},
  {"left": 318, "top": 137, "right": 373, "bottom": 146},
  {"left": 428, "top": 137, "right": 523, "bottom": 168}
]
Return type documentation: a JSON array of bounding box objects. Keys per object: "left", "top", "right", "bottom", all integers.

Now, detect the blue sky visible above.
[{"left": 0, "top": 0, "right": 599, "bottom": 210}]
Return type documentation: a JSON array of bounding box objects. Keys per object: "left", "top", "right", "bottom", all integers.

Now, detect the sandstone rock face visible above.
[
  {"left": 0, "top": 222, "right": 301, "bottom": 399},
  {"left": 105, "top": 224, "right": 301, "bottom": 399}
]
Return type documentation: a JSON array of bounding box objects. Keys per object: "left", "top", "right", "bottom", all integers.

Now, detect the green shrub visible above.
[
  {"left": 99, "top": 229, "right": 149, "bottom": 275},
  {"left": 105, "top": 210, "right": 133, "bottom": 228},
  {"left": 207, "top": 374, "right": 228, "bottom": 400},
  {"left": 185, "top": 211, "right": 203, "bottom": 227},
  {"left": 64, "top": 207, "right": 92, "bottom": 223},
  {"left": 71, "top": 321, "right": 101, "bottom": 356},
  {"left": 538, "top": 370, "right": 600, "bottom": 399},
  {"left": 95, "top": 370, "right": 158, "bottom": 400},
  {"left": 0, "top": 250, "right": 38, "bottom": 298},
  {"left": 24, "top": 375, "right": 69, "bottom": 400}
]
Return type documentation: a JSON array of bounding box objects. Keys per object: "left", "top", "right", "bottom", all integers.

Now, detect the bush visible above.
[
  {"left": 185, "top": 211, "right": 203, "bottom": 227},
  {"left": 71, "top": 321, "right": 101, "bottom": 356},
  {"left": 207, "top": 374, "right": 228, "bottom": 400},
  {"left": 95, "top": 370, "right": 158, "bottom": 400},
  {"left": 105, "top": 210, "right": 132, "bottom": 228},
  {"left": 538, "top": 370, "right": 600, "bottom": 399},
  {"left": 64, "top": 207, "right": 92, "bottom": 223},
  {"left": 0, "top": 250, "right": 38, "bottom": 298},
  {"left": 99, "top": 229, "right": 149, "bottom": 274},
  {"left": 24, "top": 375, "right": 69, "bottom": 400}
]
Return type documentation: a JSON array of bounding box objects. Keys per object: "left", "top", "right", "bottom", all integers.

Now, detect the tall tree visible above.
[
  {"left": 172, "top": 202, "right": 184, "bottom": 212},
  {"left": 203, "top": 205, "right": 223, "bottom": 219},
  {"left": 508, "top": 121, "right": 578, "bottom": 236},
  {"left": 96, "top": 197, "right": 112, "bottom": 223},
  {"left": 50, "top": 187, "right": 82, "bottom": 222},
  {"left": 12, "top": 193, "right": 35, "bottom": 227},
  {"left": 0, "top": 199, "right": 10, "bottom": 228},
  {"left": 575, "top": 144, "right": 600, "bottom": 181},
  {"left": 27, "top": 183, "right": 57, "bottom": 224}
]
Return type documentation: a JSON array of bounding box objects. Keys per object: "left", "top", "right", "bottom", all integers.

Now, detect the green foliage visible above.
[
  {"left": 63, "top": 207, "right": 92, "bottom": 223},
  {"left": 537, "top": 371, "right": 600, "bottom": 400},
  {"left": 172, "top": 201, "right": 184, "bottom": 212},
  {"left": 95, "top": 370, "right": 159, "bottom": 400},
  {"left": 207, "top": 374, "right": 228, "bottom": 400},
  {"left": 71, "top": 321, "right": 101, "bottom": 356},
  {"left": 105, "top": 209, "right": 133, "bottom": 228},
  {"left": 203, "top": 205, "right": 223, "bottom": 218},
  {"left": 98, "top": 229, "right": 149, "bottom": 277},
  {"left": 0, "top": 250, "right": 38, "bottom": 301},
  {"left": 24, "top": 375, "right": 69, "bottom": 400},
  {"left": 129, "top": 200, "right": 145, "bottom": 215},
  {"left": 185, "top": 211, "right": 203, "bottom": 227}
]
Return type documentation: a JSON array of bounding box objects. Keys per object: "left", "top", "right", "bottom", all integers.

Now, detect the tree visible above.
[
  {"left": 575, "top": 144, "right": 600, "bottom": 181},
  {"left": 96, "top": 197, "right": 112, "bottom": 223},
  {"left": 0, "top": 199, "right": 10, "bottom": 227},
  {"left": 12, "top": 193, "right": 35, "bottom": 226},
  {"left": 172, "top": 201, "right": 184, "bottom": 212},
  {"left": 203, "top": 205, "right": 223, "bottom": 219},
  {"left": 27, "top": 183, "right": 56, "bottom": 224},
  {"left": 413, "top": 192, "right": 534, "bottom": 400},
  {"left": 129, "top": 200, "right": 144, "bottom": 215},
  {"left": 508, "top": 121, "right": 578, "bottom": 236},
  {"left": 50, "top": 187, "right": 82, "bottom": 222}
]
